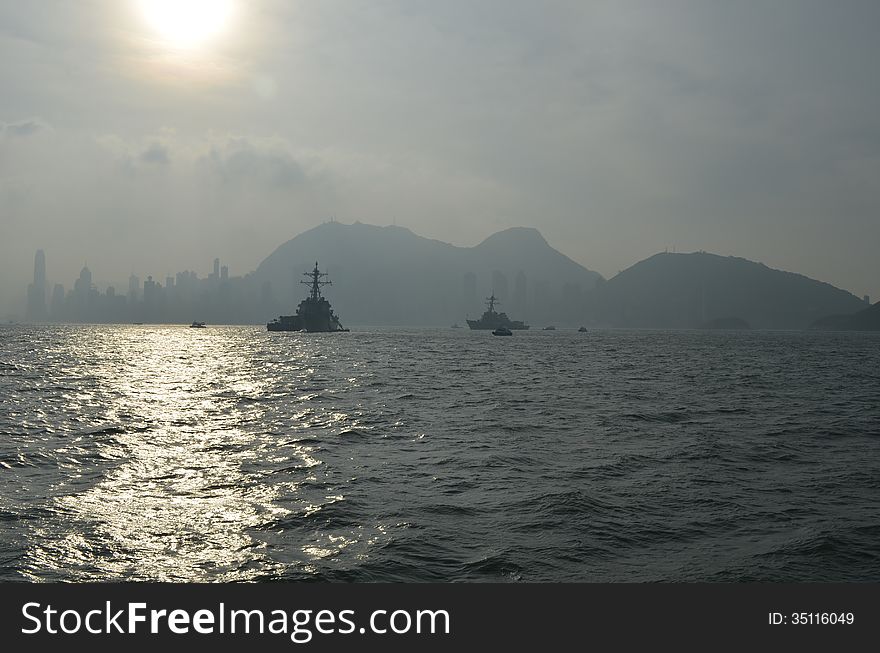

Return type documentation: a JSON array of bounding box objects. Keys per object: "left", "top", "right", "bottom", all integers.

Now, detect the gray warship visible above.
[
  {"left": 267, "top": 262, "right": 349, "bottom": 332},
  {"left": 466, "top": 294, "right": 529, "bottom": 330}
]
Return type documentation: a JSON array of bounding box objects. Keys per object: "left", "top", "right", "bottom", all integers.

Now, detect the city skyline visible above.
[{"left": 15, "top": 219, "right": 871, "bottom": 328}]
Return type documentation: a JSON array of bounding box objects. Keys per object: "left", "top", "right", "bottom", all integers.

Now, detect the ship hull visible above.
[
  {"left": 466, "top": 319, "right": 529, "bottom": 330},
  {"left": 267, "top": 299, "right": 349, "bottom": 332}
]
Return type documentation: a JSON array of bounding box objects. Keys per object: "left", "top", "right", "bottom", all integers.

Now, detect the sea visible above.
[{"left": 1, "top": 324, "right": 878, "bottom": 582}]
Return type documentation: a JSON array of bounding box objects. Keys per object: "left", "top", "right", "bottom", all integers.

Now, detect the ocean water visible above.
[{"left": 1, "top": 324, "right": 878, "bottom": 582}]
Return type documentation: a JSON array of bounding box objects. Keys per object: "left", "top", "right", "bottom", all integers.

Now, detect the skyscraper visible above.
[
  {"left": 26, "top": 249, "right": 48, "bottom": 321},
  {"left": 74, "top": 266, "right": 92, "bottom": 302},
  {"left": 491, "top": 270, "right": 509, "bottom": 303},
  {"left": 51, "top": 283, "right": 64, "bottom": 319},
  {"left": 129, "top": 274, "right": 140, "bottom": 303},
  {"left": 513, "top": 270, "right": 527, "bottom": 319}
]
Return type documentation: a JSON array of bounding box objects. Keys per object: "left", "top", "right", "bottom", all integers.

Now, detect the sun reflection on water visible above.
[
  {"left": 8, "top": 325, "right": 409, "bottom": 582},
  {"left": 22, "top": 326, "right": 359, "bottom": 581}
]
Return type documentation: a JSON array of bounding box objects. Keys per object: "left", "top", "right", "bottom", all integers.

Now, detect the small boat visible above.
[
  {"left": 578, "top": 326, "right": 588, "bottom": 332},
  {"left": 492, "top": 327, "right": 513, "bottom": 336},
  {"left": 543, "top": 326, "right": 556, "bottom": 331},
  {"left": 190, "top": 321, "right": 206, "bottom": 328}
]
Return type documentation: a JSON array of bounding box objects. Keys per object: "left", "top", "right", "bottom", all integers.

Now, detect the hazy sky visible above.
[{"left": 2, "top": 0, "right": 879, "bottom": 316}]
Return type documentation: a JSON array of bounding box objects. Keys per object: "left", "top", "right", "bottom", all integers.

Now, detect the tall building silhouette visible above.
[
  {"left": 74, "top": 266, "right": 92, "bottom": 301},
  {"left": 26, "top": 249, "right": 48, "bottom": 321},
  {"left": 491, "top": 270, "right": 509, "bottom": 303},
  {"left": 51, "top": 283, "right": 64, "bottom": 319},
  {"left": 73, "top": 266, "right": 93, "bottom": 319},
  {"left": 128, "top": 274, "right": 140, "bottom": 303},
  {"left": 513, "top": 270, "right": 527, "bottom": 319}
]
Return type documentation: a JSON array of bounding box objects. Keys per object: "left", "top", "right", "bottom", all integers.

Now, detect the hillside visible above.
[
  {"left": 811, "top": 301, "right": 880, "bottom": 331},
  {"left": 251, "top": 222, "right": 603, "bottom": 326},
  {"left": 586, "top": 252, "right": 866, "bottom": 329}
]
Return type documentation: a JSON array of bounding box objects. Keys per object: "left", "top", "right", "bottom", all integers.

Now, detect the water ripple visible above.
[{"left": 1, "top": 324, "right": 879, "bottom": 581}]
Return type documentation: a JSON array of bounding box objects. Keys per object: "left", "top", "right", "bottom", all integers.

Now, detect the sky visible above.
[{"left": 2, "top": 0, "right": 879, "bottom": 317}]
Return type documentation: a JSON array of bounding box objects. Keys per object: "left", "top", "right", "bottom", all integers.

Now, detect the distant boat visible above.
[
  {"left": 578, "top": 326, "right": 588, "bottom": 332},
  {"left": 450, "top": 323, "right": 463, "bottom": 329},
  {"left": 492, "top": 327, "right": 513, "bottom": 336},
  {"left": 543, "top": 326, "right": 556, "bottom": 331},
  {"left": 190, "top": 321, "right": 206, "bottom": 328}
]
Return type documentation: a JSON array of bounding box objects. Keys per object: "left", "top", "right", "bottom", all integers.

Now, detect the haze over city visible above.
[{"left": 3, "top": 0, "right": 880, "bottom": 318}]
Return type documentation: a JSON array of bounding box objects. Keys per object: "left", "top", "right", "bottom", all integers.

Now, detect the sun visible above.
[{"left": 138, "top": 0, "right": 234, "bottom": 49}]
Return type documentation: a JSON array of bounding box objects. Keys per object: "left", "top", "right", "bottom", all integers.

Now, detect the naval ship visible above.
[
  {"left": 267, "top": 262, "right": 349, "bottom": 332},
  {"left": 466, "top": 294, "right": 529, "bottom": 330}
]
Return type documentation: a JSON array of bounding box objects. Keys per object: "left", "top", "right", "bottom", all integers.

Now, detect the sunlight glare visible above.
[{"left": 138, "top": 0, "right": 234, "bottom": 49}]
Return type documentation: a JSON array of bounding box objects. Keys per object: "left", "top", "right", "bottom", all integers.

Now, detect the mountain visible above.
[
  {"left": 811, "top": 301, "right": 880, "bottom": 331},
  {"left": 251, "top": 222, "right": 603, "bottom": 326},
  {"left": 586, "top": 252, "right": 866, "bottom": 329}
]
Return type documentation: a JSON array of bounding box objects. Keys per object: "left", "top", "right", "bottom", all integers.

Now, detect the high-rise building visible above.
[
  {"left": 865, "top": 295, "right": 871, "bottom": 305},
  {"left": 213, "top": 258, "right": 220, "bottom": 279},
  {"left": 51, "top": 283, "right": 64, "bottom": 319},
  {"left": 73, "top": 266, "right": 93, "bottom": 318},
  {"left": 513, "top": 270, "right": 527, "bottom": 318},
  {"left": 221, "top": 265, "right": 228, "bottom": 281},
  {"left": 144, "top": 275, "right": 159, "bottom": 307},
  {"left": 74, "top": 266, "right": 92, "bottom": 301},
  {"left": 129, "top": 274, "right": 140, "bottom": 303},
  {"left": 26, "top": 249, "right": 48, "bottom": 321},
  {"left": 491, "top": 270, "right": 509, "bottom": 303}
]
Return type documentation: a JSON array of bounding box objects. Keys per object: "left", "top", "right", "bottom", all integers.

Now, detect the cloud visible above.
[
  {"left": 139, "top": 143, "right": 170, "bottom": 165},
  {"left": 202, "top": 138, "right": 308, "bottom": 188},
  {"left": 1, "top": 118, "right": 49, "bottom": 137}
]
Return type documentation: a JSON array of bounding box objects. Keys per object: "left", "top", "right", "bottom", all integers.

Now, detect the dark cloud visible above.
[
  {"left": 139, "top": 143, "right": 170, "bottom": 165},
  {"left": 2, "top": 118, "right": 48, "bottom": 137},
  {"left": 204, "top": 139, "right": 307, "bottom": 188}
]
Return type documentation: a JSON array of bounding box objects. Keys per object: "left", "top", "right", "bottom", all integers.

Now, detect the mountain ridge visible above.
[
  {"left": 250, "top": 222, "right": 865, "bottom": 328},
  {"left": 589, "top": 251, "right": 866, "bottom": 329},
  {"left": 253, "top": 221, "right": 603, "bottom": 325}
]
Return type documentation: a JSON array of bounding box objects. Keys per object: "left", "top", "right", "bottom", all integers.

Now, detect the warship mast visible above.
[
  {"left": 302, "top": 261, "right": 332, "bottom": 301},
  {"left": 484, "top": 294, "right": 498, "bottom": 314}
]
